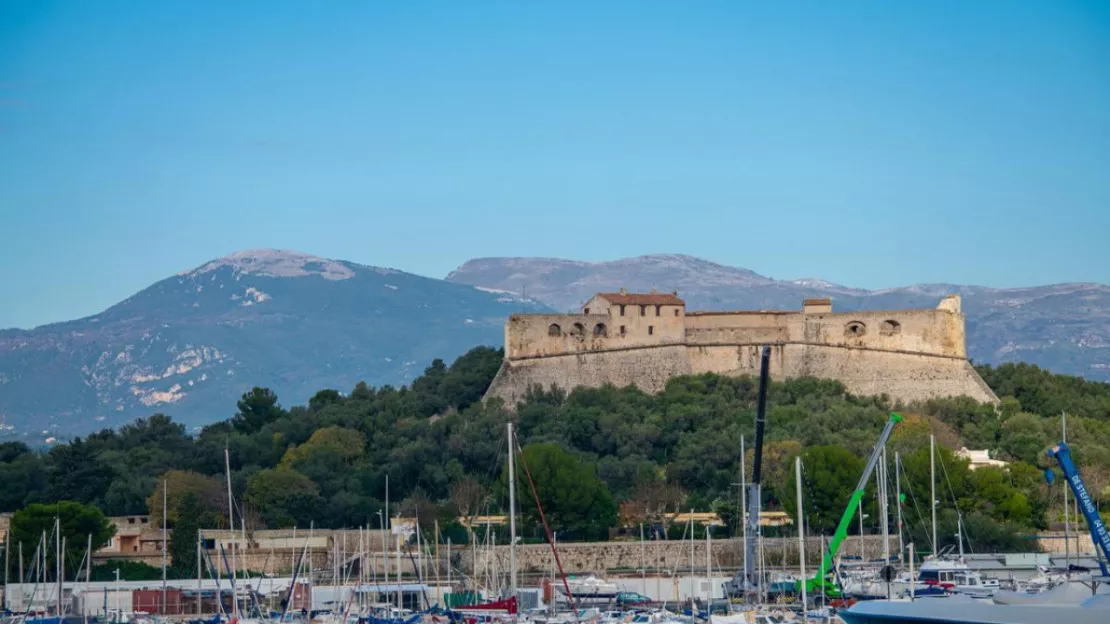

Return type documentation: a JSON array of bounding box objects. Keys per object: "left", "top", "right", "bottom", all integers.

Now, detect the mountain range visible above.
[
  {"left": 1, "top": 250, "right": 1106, "bottom": 439},
  {"left": 0, "top": 250, "right": 541, "bottom": 437}
]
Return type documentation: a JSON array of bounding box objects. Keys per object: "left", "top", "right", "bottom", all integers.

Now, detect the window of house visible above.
[
  {"left": 640, "top": 304, "right": 646, "bottom": 316},
  {"left": 620, "top": 325, "right": 626, "bottom": 336},
  {"left": 674, "top": 309, "right": 680, "bottom": 317},
  {"left": 655, "top": 305, "right": 661, "bottom": 316},
  {"left": 128, "top": 518, "right": 135, "bottom": 524},
  {"left": 620, "top": 305, "right": 626, "bottom": 316},
  {"left": 648, "top": 326, "right": 654, "bottom": 335},
  {"left": 548, "top": 323, "right": 562, "bottom": 337},
  {"left": 141, "top": 518, "right": 148, "bottom": 524},
  {"left": 584, "top": 307, "right": 590, "bottom": 314},
  {"left": 594, "top": 323, "right": 607, "bottom": 337}
]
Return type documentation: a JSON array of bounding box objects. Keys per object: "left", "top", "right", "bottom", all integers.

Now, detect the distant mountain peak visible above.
[{"left": 182, "top": 249, "right": 356, "bottom": 281}]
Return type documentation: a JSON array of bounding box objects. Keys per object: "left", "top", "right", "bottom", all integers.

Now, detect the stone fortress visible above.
[{"left": 484, "top": 290, "right": 1000, "bottom": 406}]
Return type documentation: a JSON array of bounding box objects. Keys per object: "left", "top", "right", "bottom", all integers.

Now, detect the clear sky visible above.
[{"left": 1, "top": 1, "right": 1108, "bottom": 329}]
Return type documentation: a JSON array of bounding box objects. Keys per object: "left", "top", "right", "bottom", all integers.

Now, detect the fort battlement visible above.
[{"left": 486, "top": 290, "right": 999, "bottom": 406}]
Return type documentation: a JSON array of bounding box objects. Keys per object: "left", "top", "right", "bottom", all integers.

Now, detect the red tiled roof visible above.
[{"left": 595, "top": 292, "right": 685, "bottom": 306}]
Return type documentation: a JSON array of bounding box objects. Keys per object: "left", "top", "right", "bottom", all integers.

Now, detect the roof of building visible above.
[
  {"left": 803, "top": 298, "right": 832, "bottom": 305},
  {"left": 595, "top": 291, "right": 685, "bottom": 306}
]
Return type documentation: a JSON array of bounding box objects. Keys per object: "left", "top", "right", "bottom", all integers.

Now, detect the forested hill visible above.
[{"left": 2, "top": 348, "right": 1108, "bottom": 553}]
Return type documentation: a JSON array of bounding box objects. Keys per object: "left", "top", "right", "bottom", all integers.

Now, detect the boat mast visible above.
[
  {"left": 55, "top": 517, "right": 61, "bottom": 617},
  {"left": 308, "top": 521, "right": 314, "bottom": 614},
  {"left": 2, "top": 532, "right": 7, "bottom": 612},
  {"left": 795, "top": 456, "right": 807, "bottom": 623},
  {"left": 384, "top": 475, "right": 390, "bottom": 605},
  {"left": 739, "top": 435, "right": 747, "bottom": 578},
  {"left": 162, "top": 478, "right": 168, "bottom": 611},
  {"left": 895, "top": 451, "right": 904, "bottom": 565},
  {"left": 507, "top": 422, "right": 517, "bottom": 611},
  {"left": 84, "top": 533, "right": 91, "bottom": 624},
  {"left": 705, "top": 525, "right": 711, "bottom": 605},
  {"left": 224, "top": 446, "right": 239, "bottom": 619},
  {"left": 640, "top": 523, "right": 646, "bottom": 592},
  {"left": 196, "top": 530, "right": 202, "bottom": 617},
  {"left": 930, "top": 435, "right": 937, "bottom": 556},
  {"left": 688, "top": 511, "right": 694, "bottom": 604}
]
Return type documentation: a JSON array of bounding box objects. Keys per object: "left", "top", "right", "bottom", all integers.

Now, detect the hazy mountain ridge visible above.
[
  {"left": 0, "top": 250, "right": 544, "bottom": 437},
  {"left": 446, "top": 255, "right": 1110, "bottom": 381}
]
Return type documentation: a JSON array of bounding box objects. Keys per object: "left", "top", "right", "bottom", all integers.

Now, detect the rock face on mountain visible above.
[
  {"left": 447, "top": 255, "right": 1110, "bottom": 383},
  {"left": 0, "top": 250, "right": 540, "bottom": 436}
]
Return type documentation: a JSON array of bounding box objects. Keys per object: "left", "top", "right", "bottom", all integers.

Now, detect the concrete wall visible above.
[{"left": 470, "top": 535, "right": 900, "bottom": 576}]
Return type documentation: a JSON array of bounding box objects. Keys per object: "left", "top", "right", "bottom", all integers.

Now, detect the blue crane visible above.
[{"left": 1044, "top": 442, "right": 1110, "bottom": 576}]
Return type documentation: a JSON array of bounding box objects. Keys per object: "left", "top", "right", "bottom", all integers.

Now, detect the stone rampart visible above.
[{"left": 486, "top": 294, "right": 999, "bottom": 406}]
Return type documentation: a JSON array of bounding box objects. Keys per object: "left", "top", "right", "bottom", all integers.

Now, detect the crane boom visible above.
[
  {"left": 1045, "top": 442, "right": 1110, "bottom": 576},
  {"left": 742, "top": 345, "right": 772, "bottom": 596},
  {"left": 804, "top": 412, "right": 903, "bottom": 595}
]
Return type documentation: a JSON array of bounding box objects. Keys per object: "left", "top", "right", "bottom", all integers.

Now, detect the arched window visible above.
[
  {"left": 845, "top": 321, "right": 867, "bottom": 338},
  {"left": 548, "top": 323, "right": 562, "bottom": 337},
  {"left": 572, "top": 322, "right": 586, "bottom": 336},
  {"left": 594, "top": 323, "right": 607, "bottom": 337},
  {"left": 881, "top": 320, "right": 902, "bottom": 335}
]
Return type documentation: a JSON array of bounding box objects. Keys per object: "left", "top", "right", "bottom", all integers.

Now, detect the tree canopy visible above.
[
  {"left": 10, "top": 501, "right": 115, "bottom": 579},
  {"left": 0, "top": 348, "right": 1107, "bottom": 555}
]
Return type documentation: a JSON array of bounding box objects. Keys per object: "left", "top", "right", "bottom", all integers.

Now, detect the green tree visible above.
[
  {"left": 782, "top": 446, "right": 864, "bottom": 535},
  {"left": 244, "top": 469, "right": 322, "bottom": 528},
  {"left": 147, "top": 470, "right": 226, "bottom": 527},
  {"left": 45, "top": 438, "right": 113, "bottom": 504},
  {"left": 169, "top": 492, "right": 202, "bottom": 577},
  {"left": 232, "top": 387, "right": 285, "bottom": 434},
  {"left": 91, "top": 560, "right": 162, "bottom": 581},
  {"left": 502, "top": 443, "right": 617, "bottom": 541},
  {"left": 10, "top": 501, "right": 115, "bottom": 579}
]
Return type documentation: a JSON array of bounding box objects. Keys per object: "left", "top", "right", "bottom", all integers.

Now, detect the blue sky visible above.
[{"left": 1, "top": 1, "right": 1107, "bottom": 329}]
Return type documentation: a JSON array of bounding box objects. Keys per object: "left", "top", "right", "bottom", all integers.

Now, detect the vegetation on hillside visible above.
[{"left": 1, "top": 349, "right": 1108, "bottom": 566}]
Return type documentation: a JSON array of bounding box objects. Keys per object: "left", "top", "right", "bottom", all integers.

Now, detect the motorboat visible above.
[
  {"left": 564, "top": 575, "right": 622, "bottom": 598},
  {"left": 840, "top": 591, "right": 1110, "bottom": 624}
]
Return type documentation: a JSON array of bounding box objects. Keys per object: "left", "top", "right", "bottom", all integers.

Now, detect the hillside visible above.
[
  {"left": 0, "top": 250, "right": 542, "bottom": 436},
  {"left": 446, "top": 254, "right": 1110, "bottom": 382}
]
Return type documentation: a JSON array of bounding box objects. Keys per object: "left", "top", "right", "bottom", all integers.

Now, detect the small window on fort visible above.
[
  {"left": 881, "top": 320, "right": 902, "bottom": 335},
  {"left": 845, "top": 321, "right": 867, "bottom": 338},
  {"left": 548, "top": 323, "right": 562, "bottom": 337},
  {"left": 594, "top": 323, "right": 607, "bottom": 337},
  {"left": 648, "top": 325, "right": 654, "bottom": 335},
  {"left": 572, "top": 322, "right": 585, "bottom": 336},
  {"left": 640, "top": 304, "right": 646, "bottom": 316},
  {"left": 620, "top": 305, "right": 626, "bottom": 316},
  {"left": 674, "top": 309, "right": 680, "bottom": 317},
  {"left": 584, "top": 307, "right": 590, "bottom": 314},
  {"left": 620, "top": 325, "right": 626, "bottom": 336},
  {"left": 655, "top": 305, "right": 661, "bottom": 316}
]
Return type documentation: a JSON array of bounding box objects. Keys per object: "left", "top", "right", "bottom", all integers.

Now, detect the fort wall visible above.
[{"left": 486, "top": 293, "right": 999, "bottom": 407}]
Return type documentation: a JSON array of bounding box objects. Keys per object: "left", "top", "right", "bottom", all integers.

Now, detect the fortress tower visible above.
[{"left": 484, "top": 290, "right": 999, "bottom": 406}]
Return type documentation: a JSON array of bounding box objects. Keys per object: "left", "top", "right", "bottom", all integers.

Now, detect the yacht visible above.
[{"left": 840, "top": 591, "right": 1110, "bottom": 624}]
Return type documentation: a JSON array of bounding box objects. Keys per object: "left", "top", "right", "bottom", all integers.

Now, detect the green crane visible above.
[{"left": 799, "top": 412, "right": 903, "bottom": 597}]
